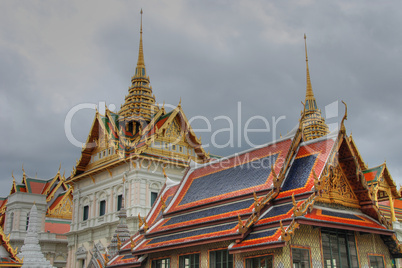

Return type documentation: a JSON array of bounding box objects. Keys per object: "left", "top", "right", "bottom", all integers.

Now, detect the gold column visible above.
[{"left": 387, "top": 189, "right": 397, "bottom": 222}]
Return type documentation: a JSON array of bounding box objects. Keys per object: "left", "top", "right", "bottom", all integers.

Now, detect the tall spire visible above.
[
  {"left": 301, "top": 34, "right": 329, "bottom": 141},
  {"left": 136, "top": 9, "right": 145, "bottom": 69},
  {"left": 304, "top": 34, "right": 317, "bottom": 112},
  {"left": 119, "top": 9, "right": 159, "bottom": 125}
]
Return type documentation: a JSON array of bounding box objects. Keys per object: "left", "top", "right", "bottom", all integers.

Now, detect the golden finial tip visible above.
[
  {"left": 304, "top": 33, "right": 306, "bottom": 39},
  {"left": 140, "top": 8, "right": 143, "bottom": 15}
]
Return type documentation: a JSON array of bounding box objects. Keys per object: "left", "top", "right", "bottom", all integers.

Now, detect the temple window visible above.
[
  {"left": 321, "top": 228, "right": 358, "bottom": 268},
  {"left": 117, "top": 194, "right": 123, "bottom": 211},
  {"left": 179, "top": 253, "right": 199, "bottom": 268},
  {"left": 291, "top": 247, "right": 311, "bottom": 268},
  {"left": 209, "top": 249, "right": 233, "bottom": 268},
  {"left": 245, "top": 255, "right": 273, "bottom": 268},
  {"left": 368, "top": 255, "right": 385, "bottom": 268},
  {"left": 179, "top": 146, "right": 183, "bottom": 153},
  {"left": 172, "top": 145, "right": 176, "bottom": 151},
  {"left": 83, "top": 205, "right": 89, "bottom": 221},
  {"left": 152, "top": 258, "right": 170, "bottom": 268},
  {"left": 99, "top": 200, "right": 106, "bottom": 216}
]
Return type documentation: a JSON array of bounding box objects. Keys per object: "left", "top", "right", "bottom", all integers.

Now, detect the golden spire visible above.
[
  {"left": 136, "top": 9, "right": 145, "bottom": 69},
  {"left": 301, "top": 34, "right": 329, "bottom": 141},
  {"left": 304, "top": 34, "right": 317, "bottom": 112},
  {"left": 119, "top": 9, "right": 159, "bottom": 124}
]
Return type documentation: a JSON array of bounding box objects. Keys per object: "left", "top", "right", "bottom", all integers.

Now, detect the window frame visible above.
[
  {"left": 244, "top": 254, "right": 274, "bottom": 268},
  {"left": 151, "top": 257, "right": 171, "bottom": 268},
  {"left": 99, "top": 200, "right": 106, "bottom": 216},
  {"left": 321, "top": 228, "right": 359, "bottom": 268},
  {"left": 368, "top": 254, "right": 386, "bottom": 268},
  {"left": 291, "top": 246, "right": 312, "bottom": 268},
  {"left": 178, "top": 253, "right": 200, "bottom": 268},
  {"left": 117, "top": 194, "right": 123, "bottom": 211},
  {"left": 83, "top": 205, "right": 89, "bottom": 221},
  {"left": 209, "top": 248, "right": 233, "bottom": 268}
]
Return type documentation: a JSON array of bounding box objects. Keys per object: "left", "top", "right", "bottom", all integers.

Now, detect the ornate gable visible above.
[
  {"left": 315, "top": 162, "right": 359, "bottom": 208},
  {"left": 165, "top": 118, "right": 181, "bottom": 139},
  {"left": 47, "top": 190, "right": 73, "bottom": 220}
]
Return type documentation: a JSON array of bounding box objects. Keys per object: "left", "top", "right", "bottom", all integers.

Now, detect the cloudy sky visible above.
[{"left": 1, "top": 1, "right": 401, "bottom": 197}]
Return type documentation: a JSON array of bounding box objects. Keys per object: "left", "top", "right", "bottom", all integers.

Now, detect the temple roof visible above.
[
  {"left": 70, "top": 104, "right": 209, "bottom": 181},
  {"left": 106, "top": 111, "right": 402, "bottom": 264}
]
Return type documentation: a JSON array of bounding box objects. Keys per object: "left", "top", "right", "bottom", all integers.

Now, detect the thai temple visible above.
[
  {"left": 2, "top": 10, "right": 402, "bottom": 268},
  {"left": 102, "top": 28, "right": 402, "bottom": 268},
  {"left": 0, "top": 167, "right": 72, "bottom": 267},
  {"left": 65, "top": 9, "right": 209, "bottom": 268}
]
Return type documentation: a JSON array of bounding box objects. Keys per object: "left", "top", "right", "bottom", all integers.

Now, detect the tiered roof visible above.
[
  {"left": 70, "top": 11, "right": 209, "bottom": 182},
  {"left": 107, "top": 110, "right": 402, "bottom": 266},
  {"left": 105, "top": 35, "right": 402, "bottom": 266}
]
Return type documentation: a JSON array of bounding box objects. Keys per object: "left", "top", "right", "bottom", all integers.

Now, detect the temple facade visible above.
[
  {"left": 65, "top": 11, "right": 209, "bottom": 268},
  {"left": 106, "top": 36, "right": 402, "bottom": 268}
]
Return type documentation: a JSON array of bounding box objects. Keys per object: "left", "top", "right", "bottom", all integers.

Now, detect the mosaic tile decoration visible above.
[
  {"left": 168, "top": 139, "right": 293, "bottom": 212},
  {"left": 157, "top": 199, "right": 254, "bottom": 229},
  {"left": 179, "top": 154, "right": 278, "bottom": 206},
  {"left": 276, "top": 139, "right": 334, "bottom": 199}
]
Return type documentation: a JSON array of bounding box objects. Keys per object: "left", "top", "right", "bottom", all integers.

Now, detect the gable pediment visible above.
[{"left": 316, "top": 163, "right": 360, "bottom": 208}]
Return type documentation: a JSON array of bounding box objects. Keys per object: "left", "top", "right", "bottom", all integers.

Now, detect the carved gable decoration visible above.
[
  {"left": 165, "top": 119, "right": 182, "bottom": 139},
  {"left": 316, "top": 164, "right": 359, "bottom": 208},
  {"left": 48, "top": 195, "right": 73, "bottom": 219}
]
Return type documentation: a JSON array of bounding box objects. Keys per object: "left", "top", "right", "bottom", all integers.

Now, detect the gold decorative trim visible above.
[{"left": 280, "top": 219, "right": 300, "bottom": 242}]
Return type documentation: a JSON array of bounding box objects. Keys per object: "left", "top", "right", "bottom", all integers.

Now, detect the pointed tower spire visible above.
[
  {"left": 304, "top": 34, "right": 317, "bottom": 112},
  {"left": 119, "top": 9, "right": 159, "bottom": 128},
  {"left": 136, "top": 9, "right": 145, "bottom": 71},
  {"left": 301, "top": 34, "right": 329, "bottom": 141}
]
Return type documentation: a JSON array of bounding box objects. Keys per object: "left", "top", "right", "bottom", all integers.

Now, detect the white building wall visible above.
[{"left": 66, "top": 159, "right": 185, "bottom": 268}]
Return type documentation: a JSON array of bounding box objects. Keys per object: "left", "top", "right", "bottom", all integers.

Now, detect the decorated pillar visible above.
[{"left": 387, "top": 189, "right": 397, "bottom": 222}]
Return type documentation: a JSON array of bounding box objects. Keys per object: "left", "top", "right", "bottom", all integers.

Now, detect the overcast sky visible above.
[{"left": 1, "top": 1, "right": 401, "bottom": 197}]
